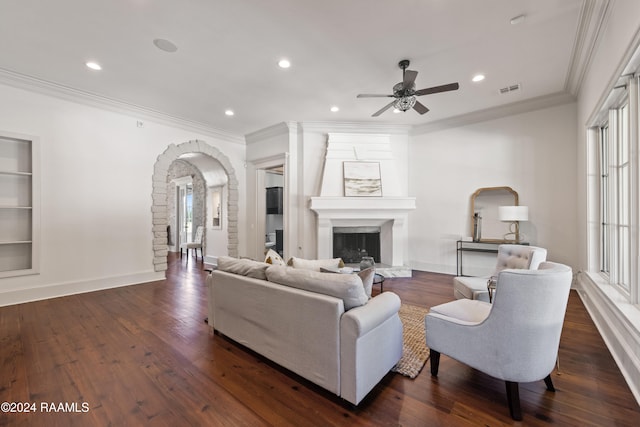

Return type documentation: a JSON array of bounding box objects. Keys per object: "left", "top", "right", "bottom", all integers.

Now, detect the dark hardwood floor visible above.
[{"left": 1, "top": 253, "right": 639, "bottom": 426}]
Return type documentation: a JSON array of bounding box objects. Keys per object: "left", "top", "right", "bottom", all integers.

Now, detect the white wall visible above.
[
  {"left": 408, "top": 103, "right": 578, "bottom": 274},
  {"left": 0, "top": 83, "right": 246, "bottom": 305}
]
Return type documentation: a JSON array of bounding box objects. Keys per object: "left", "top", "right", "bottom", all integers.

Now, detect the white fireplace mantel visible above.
[
  {"left": 309, "top": 196, "right": 416, "bottom": 270},
  {"left": 310, "top": 197, "right": 416, "bottom": 216}
]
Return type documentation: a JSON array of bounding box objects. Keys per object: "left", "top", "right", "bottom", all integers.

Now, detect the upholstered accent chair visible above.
[
  {"left": 453, "top": 244, "right": 547, "bottom": 302},
  {"left": 180, "top": 225, "right": 204, "bottom": 261},
  {"left": 426, "top": 262, "right": 573, "bottom": 420}
]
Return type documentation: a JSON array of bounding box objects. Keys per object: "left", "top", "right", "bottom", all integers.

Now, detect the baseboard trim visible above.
[
  {"left": 576, "top": 272, "right": 640, "bottom": 405},
  {"left": 0, "top": 271, "right": 165, "bottom": 307}
]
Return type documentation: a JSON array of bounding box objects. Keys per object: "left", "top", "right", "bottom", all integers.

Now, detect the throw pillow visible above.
[
  {"left": 265, "top": 266, "right": 368, "bottom": 310},
  {"left": 357, "top": 267, "right": 375, "bottom": 299},
  {"left": 264, "top": 248, "right": 286, "bottom": 266},
  {"left": 217, "top": 256, "right": 270, "bottom": 280},
  {"left": 286, "top": 256, "right": 345, "bottom": 271}
]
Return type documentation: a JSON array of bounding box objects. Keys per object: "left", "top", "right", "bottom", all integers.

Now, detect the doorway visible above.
[
  {"left": 151, "top": 140, "right": 240, "bottom": 274},
  {"left": 254, "top": 158, "right": 287, "bottom": 261},
  {"left": 177, "top": 181, "right": 193, "bottom": 248},
  {"left": 265, "top": 167, "right": 284, "bottom": 257}
]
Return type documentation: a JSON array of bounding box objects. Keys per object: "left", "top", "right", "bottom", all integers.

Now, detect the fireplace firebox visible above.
[{"left": 333, "top": 227, "right": 381, "bottom": 263}]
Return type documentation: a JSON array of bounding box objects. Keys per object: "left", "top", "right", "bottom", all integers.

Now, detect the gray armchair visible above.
[
  {"left": 453, "top": 244, "right": 547, "bottom": 302},
  {"left": 426, "top": 262, "right": 573, "bottom": 420}
]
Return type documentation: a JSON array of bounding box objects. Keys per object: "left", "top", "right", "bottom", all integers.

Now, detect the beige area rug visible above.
[{"left": 392, "top": 304, "right": 430, "bottom": 379}]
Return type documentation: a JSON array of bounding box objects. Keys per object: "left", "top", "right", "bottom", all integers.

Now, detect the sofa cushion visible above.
[
  {"left": 453, "top": 276, "right": 491, "bottom": 302},
  {"left": 265, "top": 266, "right": 368, "bottom": 310},
  {"left": 217, "top": 256, "right": 270, "bottom": 280},
  {"left": 264, "top": 248, "right": 286, "bottom": 266},
  {"left": 287, "top": 256, "right": 345, "bottom": 271}
]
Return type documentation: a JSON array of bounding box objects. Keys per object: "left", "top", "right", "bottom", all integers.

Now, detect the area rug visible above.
[{"left": 392, "top": 304, "right": 430, "bottom": 379}]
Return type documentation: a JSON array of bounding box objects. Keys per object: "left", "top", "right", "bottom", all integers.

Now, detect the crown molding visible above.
[
  {"left": 410, "top": 91, "right": 576, "bottom": 135},
  {"left": 0, "top": 67, "right": 245, "bottom": 145},
  {"left": 245, "top": 121, "right": 411, "bottom": 143},
  {"left": 244, "top": 122, "right": 291, "bottom": 144},
  {"left": 585, "top": 24, "right": 640, "bottom": 126},
  {"left": 565, "top": 0, "right": 611, "bottom": 95},
  {"left": 300, "top": 121, "right": 411, "bottom": 134}
]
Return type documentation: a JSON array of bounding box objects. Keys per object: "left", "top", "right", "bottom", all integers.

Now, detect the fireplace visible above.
[
  {"left": 333, "top": 227, "right": 381, "bottom": 263},
  {"left": 308, "top": 132, "right": 416, "bottom": 276},
  {"left": 309, "top": 197, "right": 415, "bottom": 276}
]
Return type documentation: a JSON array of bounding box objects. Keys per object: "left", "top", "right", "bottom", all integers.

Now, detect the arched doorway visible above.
[{"left": 151, "top": 140, "right": 239, "bottom": 273}]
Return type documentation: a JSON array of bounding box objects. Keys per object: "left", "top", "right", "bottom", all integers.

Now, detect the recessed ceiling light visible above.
[
  {"left": 225, "top": 109, "right": 234, "bottom": 116},
  {"left": 85, "top": 61, "right": 102, "bottom": 71},
  {"left": 510, "top": 14, "right": 526, "bottom": 25},
  {"left": 278, "top": 59, "right": 291, "bottom": 69},
  {"left": 153, "top": 38, "right": 178, "bottom": 53},
  {"left": 393, "top": 108, "right": 401, "bottom": 114},
  {"left": 472, "top": 74, "right": 485, "bottom": 82},
  {"left": 330, "top": 106, "right": 339, "bottom": 112}
]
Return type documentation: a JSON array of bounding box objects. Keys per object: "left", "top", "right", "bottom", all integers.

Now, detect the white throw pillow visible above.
[
  {"left": 265, "top": 266, "right": 368, "bottom": 310},
  {"left": 264, "top": 248, "right": 286, "bottom": 266},
  {"left": 287, "top": 256, "right": 345, "bottom": 271},
  {"left": 357, "top": 267, "right": 375, "bottom": 299},
  {"left": 217, "top": 256, "right": 270, "bottom": 280}
]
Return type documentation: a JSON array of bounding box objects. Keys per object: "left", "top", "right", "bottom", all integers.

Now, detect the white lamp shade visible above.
[{"left": 498, "top": 205, "right": 529, "bottom": 221}]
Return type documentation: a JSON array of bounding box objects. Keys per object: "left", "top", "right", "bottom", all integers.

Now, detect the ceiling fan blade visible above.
[
  {"left": 357, "top": 94, "right": 394, "bottom": 98},
  {"left": 372, "top": 101, "right": 395, "bottom": 117},
  {"left": 415, "top": 82, "right": 459, "bottom": 96},
  {"left": 413, "top": 100, "right": 429, "bottom": 115},
  {"left": 402, "top": 70, "right": 418, "bottom": 89}
]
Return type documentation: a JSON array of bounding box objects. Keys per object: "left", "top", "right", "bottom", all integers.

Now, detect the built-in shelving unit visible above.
[{"left": 0, "top": 131, "right": 39, "bottom": 277}]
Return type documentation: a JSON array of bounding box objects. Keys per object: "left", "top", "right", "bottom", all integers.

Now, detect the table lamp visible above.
[{"left": 498, "top": 205, "right": 529, "bottom": 243}]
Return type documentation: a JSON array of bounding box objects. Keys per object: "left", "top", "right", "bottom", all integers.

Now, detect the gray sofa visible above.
[{"left": 206, "top": 257, "right": 403, "bottom": 405}]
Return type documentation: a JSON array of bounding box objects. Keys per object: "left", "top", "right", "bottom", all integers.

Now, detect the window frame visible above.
[{"left": 597, "top": 79, "right": 637, "bottom": 303}]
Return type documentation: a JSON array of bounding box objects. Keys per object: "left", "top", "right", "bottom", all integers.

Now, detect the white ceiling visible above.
[{"left": 0, "top": 0, "right": 598, "bottom": 137}]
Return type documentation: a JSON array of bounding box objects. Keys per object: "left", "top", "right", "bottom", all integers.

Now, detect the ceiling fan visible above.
[{"left": 357, "top": 59, "right": 459, "bottom": 117}]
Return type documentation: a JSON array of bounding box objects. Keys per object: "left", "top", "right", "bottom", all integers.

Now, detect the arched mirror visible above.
[{"left": 470, "top": 186, "right": 519, "bottom": 242}]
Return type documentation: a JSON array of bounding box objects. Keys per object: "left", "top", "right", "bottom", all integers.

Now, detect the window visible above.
[
  {"left": 598, "top": 88, "right": 634, "bottom": 299},
  {"left": 600, "top": 125, "right": 609, "bottom": 274}
]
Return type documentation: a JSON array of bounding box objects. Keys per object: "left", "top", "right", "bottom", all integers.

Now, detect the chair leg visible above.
[
  {"left": 505, "top": 381, "right": 523, "bottom": 421},
  {"left": 544, "top": 374, "right": 556, "bottom": 392},
  {"left": 430, "top": 349, "right": 440, "bottom": 376}
]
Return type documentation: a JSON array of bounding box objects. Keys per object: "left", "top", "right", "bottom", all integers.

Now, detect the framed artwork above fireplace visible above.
[{"left": 343, "top": 161, "right": 382, "bottom": 197}]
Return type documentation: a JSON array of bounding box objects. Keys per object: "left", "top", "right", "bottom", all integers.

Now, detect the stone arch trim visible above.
[{"left": 151, "top": 139, "right": 239, "bottom": 273}]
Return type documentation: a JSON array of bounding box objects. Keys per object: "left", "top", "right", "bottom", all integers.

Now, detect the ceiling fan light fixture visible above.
[{"left": 393, "top": 96, "right": 416, "bottom": 112}]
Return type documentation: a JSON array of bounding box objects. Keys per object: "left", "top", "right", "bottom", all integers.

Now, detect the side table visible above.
[{"left": 373, "top": 273, "right": 385, "bottom": 293}]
